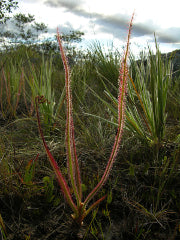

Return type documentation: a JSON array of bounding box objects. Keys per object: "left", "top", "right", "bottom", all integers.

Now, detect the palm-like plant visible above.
[{"left": 97, "top": 40, "right": 172, "bottom": 147}]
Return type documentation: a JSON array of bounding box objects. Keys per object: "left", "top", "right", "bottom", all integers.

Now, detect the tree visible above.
[
  {"left": 0, "top": 0, "right": 18, "bottom": 24},
  {"left": 0, "top": 13, "right": 48, "bottom": 47},
  {"left": 61, "top": 30, "right": 84, "bottom": 44},
  {"left": 0, "top": 1, "right": 84, "bottom": 58},
  {"left": 39, "top": 30, "right": 84, "bottom": 56}
]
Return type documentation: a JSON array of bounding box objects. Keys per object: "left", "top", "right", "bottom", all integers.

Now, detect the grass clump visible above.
[{"left": 0, "top": 14, "right": 180, "bottom": 240}]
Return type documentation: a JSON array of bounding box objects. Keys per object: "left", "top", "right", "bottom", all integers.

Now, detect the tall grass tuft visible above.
[
  {"left": 0, "top": 50, "right": 65, "bottom": 125},
  {"left": 24, "top": 53, "right": 65, "bottom": 126},
  {"left": 36, "top": 14, "right": 134, "bottom": 225},
  {"left": 127, "top": 40, "right": 172, "bottom": 147},
  {"left": 0, "top": 59, "right": 23, "bottom": 118},
  {"left": 95, "top": 39, "right": 173, "bottom": 148}
]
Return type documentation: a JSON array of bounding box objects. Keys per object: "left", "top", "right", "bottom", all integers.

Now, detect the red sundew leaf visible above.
[
  {"left": 35, "top": 96, "right": 78, "bottom": 214},
  {"left": 26, "top": 153, "right": 39, "bottom": 169},
  {"left": 84, "top": 12, "right": 134, "bottom": 207},
  {"left": 57, "top": 30, "right": 82, "bottom": 204},
  {"left": 85, "top": 194, "right": 107, "bottom": 217}
]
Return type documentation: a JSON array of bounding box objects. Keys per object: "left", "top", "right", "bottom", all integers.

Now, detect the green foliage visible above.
[
  {"left": 0, "top": 49, "right": 65, "bottom": 124},
  {"left": 23, "top": 154, "right": 38, "bottom": 185},
  {"left": 127, "top": 42, "right": 172, "bottom": 147},
  {"left": 83, "top": 209, "right": 105, "bottom": 240},
  {"left": 0, "top": 12, "right": 47, "bottom": 47},
  {"left": 106, "top": 190, "right": 112, "bottom": 205},
  {"left": 0, "top": 0, "right": 18, "bottom": 24},
  {"left": 88, "top": 41, "right": 120, "bottom": 89},
  {"left": 61, "top": 30, "right": 84, "bottom": 44},
  {"left": 0, "top": 9, "right": 179, "bottom": 238},
  {"left": 93, "top": 39, "right": 173, "bottom": 148},
  {"left": 128, "top": 152, "right": 179, "bottom": 233},
  {"left": 167, "top": 74, "right": 180, "bottom": 120},
  {"left": 0, "top": 58, "right": 23, "bottom": 118},
  {"left": 175, "top": 134, "right": 180, "bottom": 144},
  {"left": 43, "top": 176, "right": 55, "bottom": 203},
  {"left": 25, "top": 52, "right": 65, "bottom": 126}
]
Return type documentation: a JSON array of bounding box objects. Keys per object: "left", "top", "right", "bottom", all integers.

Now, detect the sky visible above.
[{"left": 13, "top": 0, "right": 180, "bottom": 55}]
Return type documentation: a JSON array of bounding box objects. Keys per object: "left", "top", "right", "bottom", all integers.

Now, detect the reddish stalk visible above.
[
  {"left": 83, "top": 13, "right": 134, "bottom": 207},
  {"left": 57, "top": 30, "right": 82, "bottom": 205},
  {"left": 36, "top": 14, "right": 134, "bottom": 225},
  {"left": 35, "top": 96, "right": 78, "bottom": 215}
]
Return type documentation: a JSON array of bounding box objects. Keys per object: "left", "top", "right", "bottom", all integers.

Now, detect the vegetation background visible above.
[{"left": 0, "top": 1, "right": 180, "bottom": 239}]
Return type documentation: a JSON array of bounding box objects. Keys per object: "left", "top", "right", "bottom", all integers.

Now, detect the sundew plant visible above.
[{"left": 35, "top": 14, "right": 134, "bottom": 225}]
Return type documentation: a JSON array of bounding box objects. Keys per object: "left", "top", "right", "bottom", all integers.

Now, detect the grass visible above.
[
  {"left": 0, "top": 20, "right": 180, "bottom": 239},
  {"left": 89, "top": 38, "right": 174, "bottom": 153}
]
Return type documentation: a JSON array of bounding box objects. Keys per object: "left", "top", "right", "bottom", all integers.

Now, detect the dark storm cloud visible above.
[
  {"left": 156, "top": 27, "right": 180, "bottom": 43},
  {"left": 45, "top": 0, "right": 83, "bottom": 8},
  {"left": 44, "top": 0, "right": 88, "bottom": 17},
  {"left": 44, "top": 0, "right": 180, "bottom": 44},
  {"left": 93, "top": 14, "right": 156, "bottom": 38},
  {"left": 95, "top": 15, "right": 180, "bottom": 44}
]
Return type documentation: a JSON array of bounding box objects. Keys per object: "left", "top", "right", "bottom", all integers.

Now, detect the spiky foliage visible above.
[
  {"left": 36, "top": 14, "right": 134, "bottom": 225},
  {"left": 124, "top": 41, "right": 172, "bottom": 147},
  {"left": 94, "top": 39, "right": 172, "bottom": 148}
]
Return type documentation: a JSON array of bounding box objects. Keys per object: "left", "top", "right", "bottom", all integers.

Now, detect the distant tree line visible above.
[{"left": 0, "top": 0, "right": 84, "bottom": 55}]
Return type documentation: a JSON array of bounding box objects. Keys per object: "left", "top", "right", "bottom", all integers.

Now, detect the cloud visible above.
[
  {"left": 44, "top": 0, "right": 180, "bottom": 46},
  {"left": 92, "top": 16, "right": 180, "bottom": 44},
  {"left": 95, "top": 15, "right": 180, "bottom": 44},
  {"left": 92, "top": 15, "right": 156, "bottom": 40},
  {"left": 156, "top": 27, "right": 180, "bottom": 43},
  {"left": 44, "top": 0, "right": 87, "bottom": 16}
]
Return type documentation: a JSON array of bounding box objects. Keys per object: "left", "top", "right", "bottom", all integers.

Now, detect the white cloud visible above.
[{"left": 13, "top": 0, "right": 180, "bottom": 54}]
